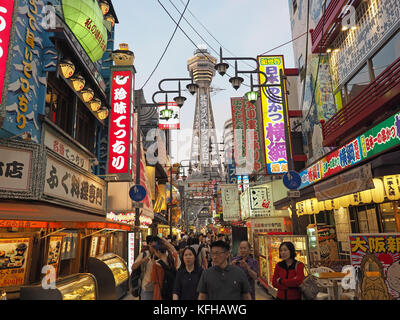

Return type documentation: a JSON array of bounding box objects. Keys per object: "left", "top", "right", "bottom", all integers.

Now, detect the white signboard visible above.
[
  {"left": 249, "top": 185, "right": 274, "bottom": 217},
  {"left": 0, "top": 146, "right": 32, "bottom": 191},
  {"left": 221, "top": 184, "right": 240, "bottom": 221},
  {"left": 44, "top": 156, "right": 106, "bottom": 212},
  {"left": 44, "top": 128, "right": 91, "bottom": 171},
  {"left": 158, "top": 102, "right": 180, "bottom": 130},
  {"left": 128, "top": 232, "right": 135, "bottom": 274}
]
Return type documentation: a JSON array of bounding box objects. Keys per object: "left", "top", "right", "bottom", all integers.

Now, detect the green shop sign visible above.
[
  {"left": 62, "top": 0, "right": 108, "bottom": 62},
  {"left": 299, "top": 111, "right": 400, "bottom": 189}
]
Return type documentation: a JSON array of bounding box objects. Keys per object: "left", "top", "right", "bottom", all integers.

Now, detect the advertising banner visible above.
[
  {"left": 258, "top": 56, "right": 289, "bottom": 174},
  {"left": 0, "top": 0, "right": 14, "bottom": 106},
  {"left": 300, "top": 111, "right": 400, "bottom": 189},
  {"left": 108, "top": 70, "right": 134, "bottom": 177},
  {"left": 0, "top": 236, "right": 31, "bottom": 287},
  {"left": 2, "top": 0, "right": 58, "bottom": 143},
  {"left": 44, "top": 155, "right": 107, "bottom": 213},
  {"left": 158, "top": 102, "right": 180, "bottom": 130},
  {"left": 221, "top": 184, "right": 240, "bottom": 221},
  {"left": 350, "top": 233, "right": 400, "bottom": 300},
  {"left": 249, "top": 184, "right": 274, "bottom": 217},
  {"left": 230, "top": 97, "right": 264, "bottom": 175}
]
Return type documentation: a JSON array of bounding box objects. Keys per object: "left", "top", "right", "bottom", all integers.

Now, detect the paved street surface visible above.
[{"left": 121, "top": 283, "right": 274, "bottom": 300}]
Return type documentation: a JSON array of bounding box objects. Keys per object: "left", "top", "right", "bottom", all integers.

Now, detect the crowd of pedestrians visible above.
[{"left": 131, "top": 233, "right": 305, "bottom": 301}]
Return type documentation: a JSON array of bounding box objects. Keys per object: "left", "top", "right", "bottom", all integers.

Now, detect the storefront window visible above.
[
  {"left": 75, "top": 101, "right": 95, "bottom": 152},
  {"left": 379, "top": 202, "right": 398, "bottom": 232},
  {"left": 371, "top": 31, "right": 400, "bottom": 79},
  {"left": 345, "top": 64, "right": 370, "bottom": 104}
]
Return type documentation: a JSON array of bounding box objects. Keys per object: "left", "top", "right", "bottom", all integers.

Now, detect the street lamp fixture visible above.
[
  {"left": 81, "top": 87, "right": 94, "bottom": 103},
  {"left": 89, "top": 97, "right": 102, "bottom": 112},
  {"left": 186, "top": 81, "right": 198, "bottom": 95},
  {"left": 70, "top": 74, "right": 85, "bottom": 92},
  {"left": 97, "top": 107, "right": 109, "bottom": 120},
  {"left": 99, "top": 0, "right": 110, "bottom": 15}
]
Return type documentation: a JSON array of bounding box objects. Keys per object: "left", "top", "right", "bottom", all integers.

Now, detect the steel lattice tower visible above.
[{"left": 187, "top": 46, "right": 222, "bottom": 177}]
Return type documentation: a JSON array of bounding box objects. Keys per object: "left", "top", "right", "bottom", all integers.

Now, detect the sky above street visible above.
[{"left": 113, "top": 0, "right": 295, "bottom": 163}]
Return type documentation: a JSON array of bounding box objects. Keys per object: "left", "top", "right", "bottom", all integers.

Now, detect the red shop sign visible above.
[
  {"left": 108, "top": 70, "right": 134, "bottom": 175},
  {"left": 0, "top": 0, "right": 15, "bottom": 105}
]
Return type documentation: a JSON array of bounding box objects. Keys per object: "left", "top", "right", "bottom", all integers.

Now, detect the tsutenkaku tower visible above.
[{"left": 187, "top": 46, "right": 222, "bottom": 177}]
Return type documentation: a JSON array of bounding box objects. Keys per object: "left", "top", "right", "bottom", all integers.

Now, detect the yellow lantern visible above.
[
  {"left": 105, "top": 14, "right": 115, "bottom": 27},
  {"left": 90, "top": 98, "right": 102, "bottom": 112},
  {"left": 97, "top": 107, "right": 109, "bottom": 120},
  {"left": 383, "top": 175, "right": 400, "bottom": 201},
  {"left": 99, "top": 0, "right": 110, "bottom": 15},
  {"left": 349, "top": 192, "right": 360, "bottom": 206},
  {"left": 296, "top": 201, "right": 305, "bottom": 216},
  {"left": 332, "top": 198, "right": 340, "bottom": 210},
  {"left": 318, "top": 200, "right": 325, "bottom": 212},
  {"left": 59, "top": 59, "right": 75, "bottom": 79},
  {"left": 305, "top": 198, "right": 318, "bottom": 214},
  {"left": 81, "top": 87, "right": 94, "bottom": 103},
  {"left": 70, "top": 74, "right": 85, "bottom": 92},
  {"left": 371, "top": 178, "right": 385, "bottom": 203},
  {"left": 359, "top": 189, "right": 372, "bottom": 204},
  {"left": 324, "top": 199, "right": 333, "bottom": 211},
  {"left": 338, "top": 195, "right": 351, "bottom": 208}
]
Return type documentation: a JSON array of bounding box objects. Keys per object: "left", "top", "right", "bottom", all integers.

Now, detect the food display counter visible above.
[
  {"left": 254, "top": 233, "right": 310, "bottom": 297},
  {"left": 87, "top": 253, "right": 129, "bottom": 300},
  {"left": 20, "top": 273, "right": 98, "bottom": 300}
]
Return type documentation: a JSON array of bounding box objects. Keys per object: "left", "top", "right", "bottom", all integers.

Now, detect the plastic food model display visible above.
[{"left": 59, "top": 274, "right": 97, "bottom": 300}]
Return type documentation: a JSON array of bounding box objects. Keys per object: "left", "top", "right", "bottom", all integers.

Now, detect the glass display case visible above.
[
  {"left": 307, "top": 224, "right": 339, "bottom": 262},
  {"left": 20, "top": 273, "right": 98, "bottom": 300},
  {"left": 87, "top": 253, "right": 129, "bottom": 300},
  {"left": 254, "top": 233, "right": 310, "bottom": 297}
]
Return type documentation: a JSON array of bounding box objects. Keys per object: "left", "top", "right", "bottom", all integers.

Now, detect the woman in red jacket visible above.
[{"left": 272, "top": 241, "right": 305, "bottom": 300}]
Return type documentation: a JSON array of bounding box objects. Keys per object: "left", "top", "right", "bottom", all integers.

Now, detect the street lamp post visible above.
[
  {"left": 152, "top": 77, "right": 196, "bottom": 237},
  {"left": 215, "top": 48, "right": 299, "bottom": 234}
]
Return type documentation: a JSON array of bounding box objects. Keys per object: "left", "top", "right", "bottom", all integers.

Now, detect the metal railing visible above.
[{"left": 322, "top": 56, "right": 400, "bottom": 146}]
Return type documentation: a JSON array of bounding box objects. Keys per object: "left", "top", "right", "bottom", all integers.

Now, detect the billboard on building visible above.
[
  {"left": 158, "top": 102, "right": 180, "bottom": 130},
  {"left": 258, "top": 56, "right": 289, "bottom": 174}
]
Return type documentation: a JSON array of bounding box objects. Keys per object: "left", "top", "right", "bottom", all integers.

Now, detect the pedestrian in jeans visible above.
[
  {"left": 150, "top": 237, "right": 179, "bottom": 300},
  {"left": 197, "top": 241, "right": 251, "bottom": 300},
  {"left": 131, "top": 236, "right": 158, "bottom": 300},
  {"left": 173, "top": 247, "right": 203, "bottom": 300},
  {"left": 272, "top": 241, "right": 305, "bottom": 300},
  {"left": 232, "top": 241, "right": 259, "bottom": 300}
]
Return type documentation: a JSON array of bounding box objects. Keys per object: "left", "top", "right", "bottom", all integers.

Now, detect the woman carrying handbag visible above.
[{"left": 272, "top": 241, "right": 305, "bottom": 300}]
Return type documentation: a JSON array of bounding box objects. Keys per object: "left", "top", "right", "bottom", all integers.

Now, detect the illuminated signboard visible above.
[
  {"left": 0, "top": 0, "right": 14, "bottom": 106},
  {"left": 300, "top": 111, "right": 400, "bottom": 189},
  {"left": 108, "top": 70, "right": 134, "bottom": 177},
  {"left": 258, "top": 55, "right": 289, "bottom": 174},
  {"left": 62, "top": 0, "right": 108, "bottom": 62},
  {"left": 158, "top": 102, "right": 180, "bottom": 130}
]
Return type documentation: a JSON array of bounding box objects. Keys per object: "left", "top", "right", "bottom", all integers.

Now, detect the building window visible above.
[
  {"left": 45, "top": 73, "right": 75, "bottom": 136},
  {"left": 75, "top": 100, "right": 95, "bottom": 152},
  {"left": 379, "top": 202, "right": 398, "bottom": 232},
  {"left": 371, "top": 30, "right": 400, "bottom": 79},
  {"left": 350, "top": 204, "right": 380, "bottom": 233},
  {"left": 343, "top": 64, "right": 370, "bottom": 104}
]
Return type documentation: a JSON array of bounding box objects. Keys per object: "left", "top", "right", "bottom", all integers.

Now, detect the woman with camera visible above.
[{"left": 150, "top": 237, "right": 179, "bottom": 300}]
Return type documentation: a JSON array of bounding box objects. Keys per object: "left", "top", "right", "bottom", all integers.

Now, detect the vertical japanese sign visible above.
[
  {"left": 108, "top": 70, "right": 134, "bottom": 177},
  {"left": 0, "top": 0, "right": 14, "bottom": 106},
  {"left": 0, "top": 237, "right": 31, "bottom": 287},
  {"left": 350, "top": 234, "right": 400, "bottom": 300},
  {"left": 2, "top": 0, "right": 57, "bottom": 143},
  {"left": 128, "top": 232, "right": 135, "bottom": 274},
  {"left": 158, "top": 102, "right": 180, "bottom": 130},
  {"left": 231, "top": 97, "right": 264, "bottom": 175},
  {"left": 258, "top": 56, "right": 289, "bottom": 174},
  {"left": 220, "top": 184, "right": 240, "bottom": 221},
  {"left": 46, "top": 235, "right": 63, "bottom": 275}
]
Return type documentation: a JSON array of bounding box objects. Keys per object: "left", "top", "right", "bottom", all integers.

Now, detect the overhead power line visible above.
[{"left": 139, "top": 0, "right": 191, "bottom": 90}]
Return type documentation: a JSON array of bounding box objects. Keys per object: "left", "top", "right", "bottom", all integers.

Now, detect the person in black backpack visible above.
[{"left": 150, "top": 237, "right": 179, "bottom": 300}]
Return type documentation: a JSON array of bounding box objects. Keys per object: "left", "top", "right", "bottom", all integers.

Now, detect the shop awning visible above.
[{"left": 0, "top": 201, "right": 132, "bottom": 231}]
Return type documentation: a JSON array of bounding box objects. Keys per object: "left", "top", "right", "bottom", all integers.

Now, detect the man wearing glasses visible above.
[{"left": 197, "top": 241, "right": 251, "bottom": 300}]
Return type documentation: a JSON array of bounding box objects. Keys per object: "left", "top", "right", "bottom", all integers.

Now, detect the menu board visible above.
[
  {"left": 61, "top": 232, "right": 78, "bottom": 260},
  {"left": 98, "top": 236, "right": 107, "bottom": 256},
  {"left": 0, "top": 236, "right": 32, "bottom": 287},
  {"left": 47, "top": 236, "right": 63, "bottom": 274},
  {"left": 89, "top": 236, "right": 99, "bottom": 257}
]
